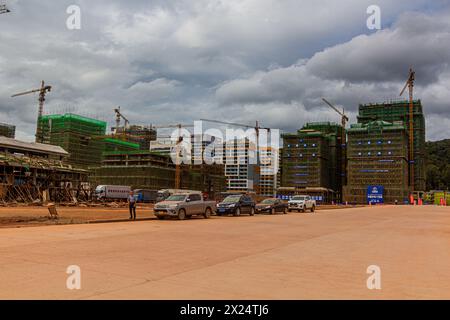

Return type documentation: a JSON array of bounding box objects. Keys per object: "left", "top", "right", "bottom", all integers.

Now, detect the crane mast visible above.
[{"left": 400, "top": 68, "right": 415, "bottom": 190}]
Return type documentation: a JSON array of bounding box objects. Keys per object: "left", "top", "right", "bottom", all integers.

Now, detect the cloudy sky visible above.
[{"left": 0, "top": 0, "right": 449, "bottom": 141}]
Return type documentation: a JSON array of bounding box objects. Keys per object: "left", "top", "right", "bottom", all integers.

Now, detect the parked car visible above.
[
  {"left": 255, "top": 198, "right": 288, "bottom": 214},
  {"left": 153, "top": 192, "right": 216, "bottom": 220},
  {"left": 156, "top": 189, "right": 199, "bottom": 202},
  {"left": 216, "top": 194, "right": 255, "bottom": 216},
  {"left": 95, "top": 185, "right": 130, "bottom": 200},
  {"left": 288, "top": 195, "right": 316, "bottom": 212},
  {"left": 134, "top": 189, "right": 158, "bottom": 203}
]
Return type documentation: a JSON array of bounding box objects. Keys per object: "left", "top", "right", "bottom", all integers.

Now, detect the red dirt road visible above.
[{"left": 0, "top": 205, "right": 449, "bottom": 299}]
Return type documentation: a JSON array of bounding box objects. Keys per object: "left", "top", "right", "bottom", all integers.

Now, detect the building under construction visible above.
[
  {"left": 38, "top": 114, "right": 107, "bottom": 168},
  {"left": 90, "top": 150, "right": 226, "bottom": 199},
  {"left": 38, "top": 113, "right": 146, "bottom": 168},
  {"left": 0, "top": 123, "right": 15, "bottom": 138},
  {"left": 0, "top": 136, "right": 89, "bottom": 203},
  {"left": 112, "top": 125, "right": 157, "bottom": 151},
  {"left": 357, "top": 100, "right": 426, "bottom": 191},
  {"left": 343, "top": 121, "right": 410, "bottom": 204},
  {"left": 280, "top": 122, "right": 345, "bottom": 203}
]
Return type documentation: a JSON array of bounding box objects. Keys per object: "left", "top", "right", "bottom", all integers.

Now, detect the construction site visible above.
[{"left": 2, "top": 2, "right": 450, "bottom": 304}]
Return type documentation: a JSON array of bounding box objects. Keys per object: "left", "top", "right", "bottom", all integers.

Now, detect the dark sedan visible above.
[
  {"left": 255, "top": 198, "right": 288, "bottom": 214},
  {"left": 216, "top": 194, "right": 255, "bottom": 216}
]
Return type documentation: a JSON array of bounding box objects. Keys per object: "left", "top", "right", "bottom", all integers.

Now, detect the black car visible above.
[
  {"left": 255, "top": 198, "right": 288, "bottom": 214},
  {"left": 216, "top": 194, "right": 255, "bottom": 216}
]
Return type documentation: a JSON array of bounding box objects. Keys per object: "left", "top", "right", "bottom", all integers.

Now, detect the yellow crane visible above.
[
  {"left": 399, "top": 68, "right": 415, "bottom": 190},
  {"left": 11, "top": 81, "right": 52, "bottom": 142}
]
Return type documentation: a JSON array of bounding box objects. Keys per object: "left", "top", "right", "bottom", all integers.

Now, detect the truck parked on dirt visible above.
[
  {"left": 95, "top": 185, "right": 131, "bottom": 200},
  {"left": 134, "top": 189, "right": 158, "bottom": 203},
  {"left": 154, "top": 192, "right": 216, "bottom": 220},
  {"left": 288, "top": 195, "right": 316, "bottom": 212}
]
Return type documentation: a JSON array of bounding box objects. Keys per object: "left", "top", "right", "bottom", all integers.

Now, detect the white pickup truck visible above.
[
  {"left": 153, "top": 192, "right": 216, "bottom": 220},
  {"left": 288, "top": 195, "right": 316, "bottom": 213}
]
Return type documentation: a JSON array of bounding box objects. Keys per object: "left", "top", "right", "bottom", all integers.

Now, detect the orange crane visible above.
[
  {"left": 11, "top": 81, "right": 52, "bottom": 142},
  {"left": 200, "top": 118, "right": 273, "bottom": 195},
  {"left": 399, "top": 68, "right": 415, "bottom": 190},
  {"left": 151, "top": 123, "right": 194, "bottom": 189}
]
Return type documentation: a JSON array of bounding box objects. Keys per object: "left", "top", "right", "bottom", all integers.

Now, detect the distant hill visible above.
[{"left": 425, "top": 139, "right": 450, "bottom": 190}]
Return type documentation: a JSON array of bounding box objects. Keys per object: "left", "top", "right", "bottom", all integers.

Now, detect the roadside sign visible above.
[{"left": 367, "top": 186, "right": 384, "bottom": 204}]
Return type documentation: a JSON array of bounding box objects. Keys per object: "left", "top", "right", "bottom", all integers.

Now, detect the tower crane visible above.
[
  {"left": 200, "top": 118, "right": 273, "bottom": 196},
  {"left": 151, "top": 123, "right": 194, "bottom": 189},
  {"left": 0, "top": 4, "right": 10, "bottom": 14},
  {"left": 322, "top": 98, "right": 349, "bottom": 128},
  {"left": 321, "top": 98, "right": 349, "bottom": 196},
  {"left": 399, "top": 68, "right": 415, "bottom": 190},
  {"left": 113, "top": 106, "right": 130, "bottom": 139},
  {"left": 11, "top": 81, "right": 52, "bottom": 142}
]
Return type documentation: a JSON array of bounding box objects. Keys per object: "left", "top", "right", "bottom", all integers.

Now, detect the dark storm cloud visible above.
[{"left": 0, "top": 0, "right": 448, "bottom": 141}]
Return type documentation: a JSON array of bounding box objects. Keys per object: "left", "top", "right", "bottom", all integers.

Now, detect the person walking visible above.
[{"left": 128, "top": 191, "right": 137, "bottom": 220}]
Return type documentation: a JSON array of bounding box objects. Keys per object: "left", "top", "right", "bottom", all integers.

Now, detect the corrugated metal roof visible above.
[{"left": 0, "top": 136, "right": 68, "bottom": 156}]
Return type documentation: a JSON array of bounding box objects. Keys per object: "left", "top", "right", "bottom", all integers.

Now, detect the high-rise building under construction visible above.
[
  {"left": 280, "top": 122, "right": 345, "bottom": 203},
  {"left": 357, "top": 100, "right": 426, "bottom": 191}
]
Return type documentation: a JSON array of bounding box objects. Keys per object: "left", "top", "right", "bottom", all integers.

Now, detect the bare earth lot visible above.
[{"left": 0, "top": 205, "right": 449, "bottom": 299}]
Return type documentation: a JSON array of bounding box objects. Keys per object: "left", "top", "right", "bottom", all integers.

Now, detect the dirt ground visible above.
[
  {"left": 0, "top": 205, "right": 449, "bottom": 299},
  {"left": 0, "top": 204, "right": 156, "bottom": 228},
  {"left": 0, "top": 203, "right": 359, "bottom": 228}
]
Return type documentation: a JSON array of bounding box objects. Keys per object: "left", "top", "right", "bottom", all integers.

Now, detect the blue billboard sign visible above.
[{"left": 367, "top": 185, "right": 384, "bottom": 204}]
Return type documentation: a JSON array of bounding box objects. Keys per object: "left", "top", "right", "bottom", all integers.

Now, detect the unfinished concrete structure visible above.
[
  {"left": 343, "top": 121, "right": 410, "bottom": 204},
  {"left": 0, "top": 123, "right": 15, "bottom": 138},
  {"left": 0, "top": 136, "right": 89, "bottom": 203},
  {"left": 112, "top": 125, "right": 157, "bottom": 151}
]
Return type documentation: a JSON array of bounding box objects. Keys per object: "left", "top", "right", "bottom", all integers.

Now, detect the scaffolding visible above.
[
  {"left": 0, "top": 152, "right": 89, "bottom": 203},
  {"left": 358, "top": 100, "right": 426, "bottom": 191},
  {"left": 0, "top": 123, "right": 15, "bottom": 138},
  {"left": 281, "top": 122, "right": 344, "bottom": 202},
  {"left": 343, "top": 121, "right": 410, "bottom": 204},
  {"left": 38, "top": 114, "right": 107, "bottom": 168}
]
